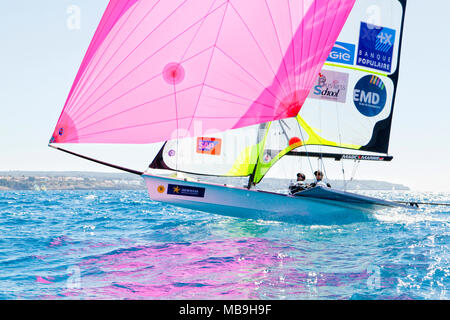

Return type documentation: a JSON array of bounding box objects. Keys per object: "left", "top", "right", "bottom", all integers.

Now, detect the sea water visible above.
[{"left": 0, "top": 190, "right": 448, "bottom": 300}]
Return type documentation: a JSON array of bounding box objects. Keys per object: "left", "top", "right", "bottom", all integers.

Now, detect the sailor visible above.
[
  {"left": 310, "top": 170, "right": 331, "bottom": 188},
  {"left": 289, "top": 172, "right": 309, "bottom": 194}
]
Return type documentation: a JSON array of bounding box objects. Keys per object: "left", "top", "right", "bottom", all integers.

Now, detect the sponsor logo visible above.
[
  {"left": 357, "top": 22, "right": 396, "bottom": 73},
  {"left": 167, "top": 184, "right": 205, "bottom": 198},
  {"left": 353, "top": 75, "right": 387, "bottom": 117},
  {"left": 157, "top": 185, "right": 165, "bottom": 193},
  {"left": 168, "top": 149, "right": 176, "bottom": 157},
  {"left": 308, "top": 70, "right": 349, "bottom": 103},
  {"left": 341, "top": 154, "right": 385, "bottom": 161},
  {"left": 327, "top": 41, "right": 355, "bottom": 65},
  {"left": 196, "top": 137, "right": 222, "bottom": 155}
]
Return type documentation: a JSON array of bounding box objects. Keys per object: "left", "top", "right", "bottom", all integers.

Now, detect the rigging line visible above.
[
  {"left": 333, "top": 83, "right": 346, "bottom": 190},
  {"left": 347, "top": 159, "right": 360, "bottom": 188},
  {"left": 296, "top": 117, "right": 314, "bottom": 176},
  {"left": 48, "top": 144, "right": 143, "bottom": 176},
  {"left": 317, "top": 95, "right": 325, "bottom": 178},
  {"left": 278, "top": 119, "right": 290, "bottom": 143},
  {"left": 173, "top": 82, "right": 179, "bottom": 173},
  {"left": 280, "top": 119, "right": 292, "bottom": 130},
  {"left": 341, "top": 152, "right": 346, "bottom": 190},
  {"left": 321, "top": 156, "right": 329, "bottom": 182}
]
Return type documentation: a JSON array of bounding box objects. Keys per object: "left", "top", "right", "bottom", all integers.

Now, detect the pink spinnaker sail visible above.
[{"left": 51, "top": 0, "right": 355, "bottom": 144}]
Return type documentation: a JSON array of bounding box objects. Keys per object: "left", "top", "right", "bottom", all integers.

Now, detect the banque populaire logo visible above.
[
  {"left": 357, "top": 22, "right": 396, "bottom": 73},
  {"left": 326, "top": 41, "right": 355, "bottom": 65},
  {"left": 353, "top": 75, "right": 387, "bottom": 117}
]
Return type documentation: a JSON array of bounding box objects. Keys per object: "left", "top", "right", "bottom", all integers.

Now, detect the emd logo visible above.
[
  {"left": 326, "top": 42, "right": 355, "bottom": 65},
  {"left": 353, "top": 75, "right": 387, "bottom": 117}
]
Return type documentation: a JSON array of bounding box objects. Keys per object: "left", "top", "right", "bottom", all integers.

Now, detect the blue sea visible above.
[{"left": 0, "top": 190, "right": 448, "bottom": 300}]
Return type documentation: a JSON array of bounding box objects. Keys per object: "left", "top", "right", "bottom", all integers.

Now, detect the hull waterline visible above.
[{"left": 142, "top": 174, "right": 408, "bottom": 225}]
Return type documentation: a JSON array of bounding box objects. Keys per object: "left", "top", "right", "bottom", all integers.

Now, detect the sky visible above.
[{"left": 1, "top": 0, "right": 449, "bottom": 192}]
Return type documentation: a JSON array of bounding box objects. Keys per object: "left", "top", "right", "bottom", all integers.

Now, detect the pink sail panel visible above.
[{"left": 51, "top": 0, "right": 355, "bottom": 144}]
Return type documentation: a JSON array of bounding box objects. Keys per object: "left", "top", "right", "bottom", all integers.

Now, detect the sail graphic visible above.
[
  {"left": 50, "top": 0, "right": 355, "bottom": 145},
  {"left": 149, "top": 0, "right": 407, "bottom": 184},
  {"left": 297, "top": 0, "right": 406, "bottom": 154},
  {"left": 252, "top": 0, "right": 407, "bottom": 183},
  {"left": 149, "top": 124, "right": 263, "bottom": 177}
]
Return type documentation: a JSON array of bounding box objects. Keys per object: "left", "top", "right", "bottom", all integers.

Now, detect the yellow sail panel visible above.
[
  {"left": 296, "top": 115, "right": 361, "bottom": 150},
  {"left": 226, "top": 144, "right": 260, "bottom": 176}
]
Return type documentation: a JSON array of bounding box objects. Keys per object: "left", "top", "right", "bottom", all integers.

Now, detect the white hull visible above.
[{"left": 142, "top": 174, "right": 405, "bottom": 225}]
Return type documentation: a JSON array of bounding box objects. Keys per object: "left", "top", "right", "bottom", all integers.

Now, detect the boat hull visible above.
[{"left": 142, "top": 174, "right": 404, "bottom": 224}]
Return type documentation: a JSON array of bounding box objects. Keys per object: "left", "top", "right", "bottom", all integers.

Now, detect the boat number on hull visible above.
[{"left": 167, "top": 184, "right": 205, "bottom": 198}]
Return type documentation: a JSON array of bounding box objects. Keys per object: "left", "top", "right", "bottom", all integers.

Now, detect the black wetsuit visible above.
[
  {"left": 289, "top": 182, "right": 308, "bottom": 194},
  {"left": 310, "top": 180, "right": 331, "bottom": 188}
]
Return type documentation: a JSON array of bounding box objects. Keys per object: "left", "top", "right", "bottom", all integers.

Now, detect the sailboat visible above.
[{"left": 50, "top": 0, "right": 414, "bottom": 224}]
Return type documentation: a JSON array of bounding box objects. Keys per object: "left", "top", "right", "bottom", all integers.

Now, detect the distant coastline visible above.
[
  {"left": 0, "top": 171, "right": 410, "bottom": 191},
  {"left": 0, "top": 171, "right": 144, "bottom": 191}
]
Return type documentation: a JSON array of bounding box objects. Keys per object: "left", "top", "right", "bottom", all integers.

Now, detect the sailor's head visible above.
[
  {"left": 297, "top": 172, "right": 306, "bottom": 181},
  {"left": 314, "top": 171, "right": 324, "bottom": 181}
]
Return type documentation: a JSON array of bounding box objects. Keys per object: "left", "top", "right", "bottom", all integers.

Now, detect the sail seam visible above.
[
  {"left": 66, "top": 0, "right": 145, "bottom": 116},
  {"left": 186, "top": 1, "right": 230, "bottom": 134}
]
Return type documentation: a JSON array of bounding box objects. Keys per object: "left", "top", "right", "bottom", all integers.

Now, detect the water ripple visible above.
[{"left": 0, "top": 190, "right": 448, "bottom": 299}]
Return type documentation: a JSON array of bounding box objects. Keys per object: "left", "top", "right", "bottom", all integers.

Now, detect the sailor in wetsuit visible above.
[
  {"left": 310, "top": 170, "right": 331, "bottom": 188},
  {"left": 289, "top": 172, "right": 309, "bottom": 194}
]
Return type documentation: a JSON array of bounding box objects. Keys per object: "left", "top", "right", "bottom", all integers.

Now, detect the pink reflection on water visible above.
[
  {"left": 36, "top": 276, "right": 54, "bottom": 284},
  {"left": 61, "top": 238, "right": 290, "bottom": 299},
  {"left": 48, "top": 236, "right": 70, "bottom": 248},
  {"left": 36, "top": 236, "right": 381, "bottom": 300}
]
